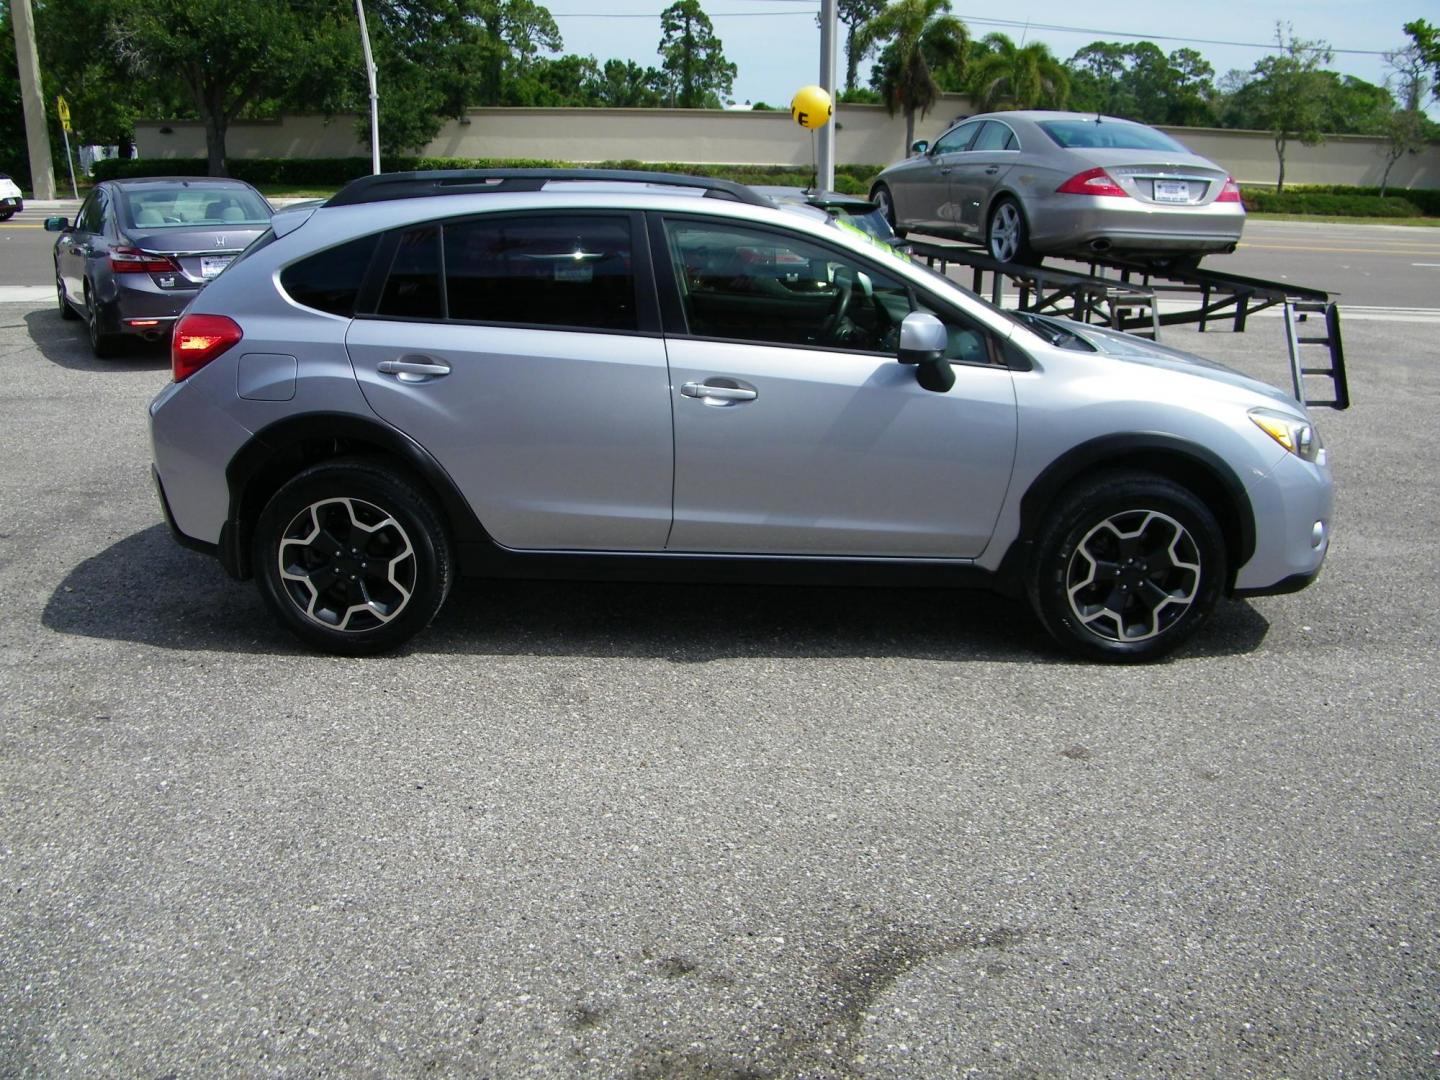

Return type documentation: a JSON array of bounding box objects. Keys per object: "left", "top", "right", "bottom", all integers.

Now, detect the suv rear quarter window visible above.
[{"left": 280, "top": 234, "right": 381, "bottom": 317}]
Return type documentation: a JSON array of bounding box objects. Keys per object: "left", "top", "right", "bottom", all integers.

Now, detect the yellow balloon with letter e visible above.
[{"left": 790, "top": 85, "right": 833, "bottom": 130}]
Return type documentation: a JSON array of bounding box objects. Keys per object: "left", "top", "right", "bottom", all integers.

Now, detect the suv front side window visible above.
[{"left": 663, "top": 218, "right": 913, "bottom": 353}]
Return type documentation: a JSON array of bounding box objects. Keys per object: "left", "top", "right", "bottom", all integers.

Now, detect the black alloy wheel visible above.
[
  {"left": 1028, "top": 470, "right": 1226, "bottom": 662},
  {"left": 254, "top": 460, "right": 452, "bottom": 655}
]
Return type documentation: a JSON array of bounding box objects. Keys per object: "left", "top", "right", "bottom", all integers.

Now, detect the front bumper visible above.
[{"left": 1232, "top": 450, "right": 1333, "bottom": 594}]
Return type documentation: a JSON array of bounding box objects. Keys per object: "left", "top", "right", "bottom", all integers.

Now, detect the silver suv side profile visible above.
[{"left": 147, "top": 169, "right": 1332, "bottom": 661}]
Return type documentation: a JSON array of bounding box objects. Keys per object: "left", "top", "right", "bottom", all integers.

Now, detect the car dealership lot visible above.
[{"left": 1, "top": 248, "right": 1437, "bottom": 1075}]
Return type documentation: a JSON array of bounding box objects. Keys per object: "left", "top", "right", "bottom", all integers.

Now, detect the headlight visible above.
[{"left": 1249, "top": 408, "right": 1323, "bottom": 463}]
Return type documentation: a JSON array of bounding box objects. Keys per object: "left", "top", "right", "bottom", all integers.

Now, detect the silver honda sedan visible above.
[{"left": 870, "top": 111, "right": 1246, "bottom": 266}]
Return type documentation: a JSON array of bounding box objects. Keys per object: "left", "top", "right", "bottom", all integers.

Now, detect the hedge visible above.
[
  {"left": 90, "top": 156, "right": 885, "bottom": 194},
  {"left": 1241, "top": 190, "right": 1425, "bottom": 217},
  {"left": 1256, "top": 184, "right": 1440, "bottom": 216}
]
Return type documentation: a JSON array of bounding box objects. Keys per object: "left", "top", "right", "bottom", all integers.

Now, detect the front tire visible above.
[
  {"left": 253, "top": 460, "right": 453, "bottom": 655},
  {"left": 870, "top": 183, "right": 906, "bottom": 238},
  {"left": 1028, "top": 471, "right": 1226, "bottom": 662},
  {"left": 57, "top": 276, "right": 78, "bottom": 320},
  {"left": 987, "top": 197, "right": 1035, "bottom": 265}
]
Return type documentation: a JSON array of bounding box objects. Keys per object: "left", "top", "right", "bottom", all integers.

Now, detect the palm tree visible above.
[
  {"left": 857, "top": 0, "right": 969, "bottom": 150},
  {"left": 967, "top": 35, "right": 1070, "bottom": 111}
]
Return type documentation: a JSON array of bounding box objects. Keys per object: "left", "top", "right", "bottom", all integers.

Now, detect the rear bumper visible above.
[
  {"left": 152, "top": 465, "right": 217, "bottom": 556},
  {"left": 1027, "top": 195, "right": 1245, "bottom": 255},
  {"left": 109, "top": 274, "right": 199, "bottom": 332}
]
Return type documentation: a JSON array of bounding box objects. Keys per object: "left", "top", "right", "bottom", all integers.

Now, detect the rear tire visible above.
[
  {"left": 1027, "top": 470, "right": 1226, "bottom": 662},
  {"left": 253, "top": 460, "right": 453, "bottom": 655},
  {"left": 870, "top": 183, "right": 906, "bottom": 237},
  {"left": 85, "top": 285, "right": 122, "bottom": 358}
]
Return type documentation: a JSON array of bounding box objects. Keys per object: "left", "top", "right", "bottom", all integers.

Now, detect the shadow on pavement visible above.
[
  {"left": 44, "top": 525, "right": 1271, "bottom": 664},
  {"left": 23, "top": 307, "right": 169, "bottom": 373}
]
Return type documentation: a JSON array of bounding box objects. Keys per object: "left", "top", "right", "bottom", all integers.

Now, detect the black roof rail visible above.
[{"left": 324, "top": 168, "right": 772, "bottom": 209}]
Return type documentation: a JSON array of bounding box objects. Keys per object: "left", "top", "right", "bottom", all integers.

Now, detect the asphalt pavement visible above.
[{"left": 1, "top": 227, "right": 1437, "bottom": 1077}]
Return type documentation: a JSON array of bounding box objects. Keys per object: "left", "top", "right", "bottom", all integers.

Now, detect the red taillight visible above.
[
  {"left": 172, "top": 313, "right": 242, "bottom": 381},
  {"left": 1216, "top": 177, "right": 1244, "bottom": 204},
  {"left": 1056, "top": 167, "right": 1129, "bottom": 198},
  {"left": 109, "top": 246, "right": 179, "bottom": 274}
]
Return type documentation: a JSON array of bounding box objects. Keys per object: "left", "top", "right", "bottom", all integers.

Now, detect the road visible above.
[
  {"left": 0, "top": 237, "right": 1437, "bottom": 1075},
  {"left": 5, "top": 206, "right": 1440, "bottom": 308}
]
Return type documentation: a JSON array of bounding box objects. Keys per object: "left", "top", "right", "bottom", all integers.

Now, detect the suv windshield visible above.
[{"left": 1038, "top": 120, "right": 1189, "bottom": 153}]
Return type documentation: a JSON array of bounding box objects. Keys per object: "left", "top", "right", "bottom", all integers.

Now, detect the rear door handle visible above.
[
  {"left": 681, "top": 380, "right": 757, "bottom": 404},
  {"left": 984, "top": 166, "right": 1000, "bottom": 175},
  {"left": 378, "top": 357, "right": 451, "bottom": 382}
]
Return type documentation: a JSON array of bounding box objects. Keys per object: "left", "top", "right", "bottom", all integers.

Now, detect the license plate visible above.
[
  {"left": 1154, "top": 181, "right": 1190, "bottom": 204},
  {"left": 200, "top": 255, "right": 234, "bottom": 280}
]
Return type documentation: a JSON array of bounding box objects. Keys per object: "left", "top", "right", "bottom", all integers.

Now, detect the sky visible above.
[{"left": 544, "top": 0, "right": 1437, "bottom": 114}]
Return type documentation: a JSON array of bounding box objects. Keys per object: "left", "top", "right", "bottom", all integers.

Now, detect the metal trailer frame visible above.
[{"left": 909, "top": 240, "right": 1349, "bottom": 411}]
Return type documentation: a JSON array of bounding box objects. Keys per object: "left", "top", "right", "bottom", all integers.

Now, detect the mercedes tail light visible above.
[
  {"left": 1216, "top": 177, "right": 1244, "bottom": 204},
  {"left": 172, "top": 313, "right": 242, "bottom": 381},
  {"left": 1056, "top": 168, "right": 1129, "bottom": 198},
  {"left": 110, "top": 246, "right": 179, "bottom": 274}
]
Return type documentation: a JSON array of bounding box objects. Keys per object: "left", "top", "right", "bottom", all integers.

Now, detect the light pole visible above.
[
  {"left": 355, "top": 0, "right": 381, "bottom": 175},
  {"left": 817, "top": 0, "right": 837, "bottom": 193}
]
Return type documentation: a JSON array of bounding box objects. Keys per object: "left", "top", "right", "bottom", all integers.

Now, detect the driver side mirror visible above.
[
  {"left": 910, "top": 139, "right": 930, "bottom": 156},
  {"left": 897, "top": 312, "right": 954, "bottom": 393},
  {"left": 44, "top": 215, "right": 70, "bottom": 232}
]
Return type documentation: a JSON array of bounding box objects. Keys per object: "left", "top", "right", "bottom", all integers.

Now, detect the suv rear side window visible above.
[
  {"left": 280, "top": 234, "right": 381, "bottom": 317},
  {"left": 377, "top": 226, "right": 443, "bottom": 319},
  {"left": 444, "top": 215, "right": 636, "bottom": 331}
]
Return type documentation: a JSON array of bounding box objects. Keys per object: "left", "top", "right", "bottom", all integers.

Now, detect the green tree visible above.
[
  {"left": 109, "top": 0, "right": 354, "bottom": 175},
  {"left": 966, "top": 34, "right": 1069, "bottom": 112},
  {"left": 1380, "top": 42, "right": 1436, "bottom": 196},
  {"left": 0, "top": 2, "right": 29, "bottom": 185},
  {"left": 474, "top": 0, "right": 562, "bottom": 105},
  {"left": 1166, "top": 48, "right": 1218, "bottom": 126},
  {"left": 857, "top": 0, "right": 968, "bottom": 149},
  {"left": 1403, "top": 19, "right": 1439, "bottom": 101},
  {"left": 527, "top": 54, "right": 601, "bottom": 106},
  {"left": 836, "top": 0, "right": 885, "bottom": 92},
  {"left": 589, "top": 58, "right": 667, "bottom": 108},
  {"left": 33, "top": 0, "right": 166, "bottom": 159},
  {"left": 1230, "top": 25, "right": 1333, "bottom": 192},
  {"left": 1316, "top": 73, "right": 1393, "bottom": 135},
  {"left": 1067, "top": 42, "right": 1216, "bottom": 126},
  {"left": 359, "top": 0, "right": 564, "bottom": 153},
  {"left": 657, "top": 0, "right": 735, "bottom": 109}
]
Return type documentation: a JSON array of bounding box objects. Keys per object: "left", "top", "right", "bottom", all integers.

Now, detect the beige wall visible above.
[
  {"left": 1156, "top": 126, "right": 1440, "bottom": 189},
  {"left": 135, "top": 97, "right": 1440, "bottom": 189}
]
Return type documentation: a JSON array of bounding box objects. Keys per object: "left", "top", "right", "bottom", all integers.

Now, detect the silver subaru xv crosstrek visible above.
[{"left": 148, "top": 169, "right": 1332, "bottom": 662}]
